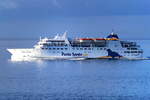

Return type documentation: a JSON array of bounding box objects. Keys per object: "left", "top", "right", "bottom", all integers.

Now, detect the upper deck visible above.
[{"left": 34, "top": 32, "right": 141, "bottom": 50}]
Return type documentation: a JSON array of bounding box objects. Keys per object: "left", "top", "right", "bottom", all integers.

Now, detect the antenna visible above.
[
  {"left": 65, "top": 30, "right": 68, "bottom": 33},
  {"left": 111, "top": 29, "right": 114, "bottom": 34}
]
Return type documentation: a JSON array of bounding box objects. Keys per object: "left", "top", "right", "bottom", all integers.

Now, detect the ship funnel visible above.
[{"left": 106, "top": 32, "right": 119, "bottom": 40}]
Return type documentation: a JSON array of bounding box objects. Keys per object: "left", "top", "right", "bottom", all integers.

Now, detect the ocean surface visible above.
[{"left": 0, "top": 39, "right": 150, "bottom": 100}]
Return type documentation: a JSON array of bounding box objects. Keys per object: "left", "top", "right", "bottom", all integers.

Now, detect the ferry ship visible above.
[{"left": 7, "top": 32, "right": 143, "bottom": 60}]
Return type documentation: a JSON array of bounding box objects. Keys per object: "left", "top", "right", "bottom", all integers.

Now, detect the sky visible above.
[{"left": 0, "top": 0, "right": 150, "bottom": 39}]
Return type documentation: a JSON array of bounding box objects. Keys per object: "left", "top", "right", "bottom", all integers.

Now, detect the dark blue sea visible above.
[{"left": 0, "top": 39, "right": 150, "bottom": 100}]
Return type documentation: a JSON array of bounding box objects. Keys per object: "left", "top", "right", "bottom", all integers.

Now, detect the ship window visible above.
[
  {"left": 57, "top": 44, "right": 60, "bottom": 46},
  {"left": 43, "top": 43, "right": 46, "bottom": 45},
  {"left": 124, "top": 51, "right": 130, "bottom": 53},
  {"left": 77, "top": 48, "right": 79, "bottom": 50},
  {"left": 84, "top": 48, "right": 87, "bottom": 50},
  {"left": 45, "top": 48, "right": 48, "bottom": 50},
  {"left": 65, "top": 48, "right": 68, "bottom": 50},
  {"left": 88, "top": 48, "right": 91, "bottom": 50},
  {"left": 53, "top": 48, "right": 56, "bottom": 50},
  {"left": 41, "top": 48, "right": 44, "bottom": 49},
  {"left": 131, "top": 51, "right": 137, "bottom": 53},
  {"left": 131, "top": 48, "right": 137, "bottom": 50},
  {"left": 124, "top": 45, "right": 129, "bottom": 47},
  {"left": 114, "top": 45, "right": 118, "bottom": 47},
  {"left": 127, "top": 48, "right": 130, "bottom": 50},
  {"left": 57, "top": 48, "right": 59, "bottom": 50},
  {"left": 49, "top": 48, "right": 51, "bottom": 50},
  {"left": 80, "top": 48, "right": 83, "bottom": 50},
  {"left": 61, "top": 48, "right": 63, "bottom": 50},
  {"left": 138, "top": 51, "right": 143, "bottom": 53}
]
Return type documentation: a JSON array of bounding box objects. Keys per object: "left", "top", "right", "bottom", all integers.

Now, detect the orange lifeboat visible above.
[
  {"left": 78, "top": 38, "right": 105, "bottom": 40},
  {"left": 94, "top": 38, "right": 105, "bottom": 40},
  {"left": 78, "top": 38, "right": 93, "bottom": 40}
]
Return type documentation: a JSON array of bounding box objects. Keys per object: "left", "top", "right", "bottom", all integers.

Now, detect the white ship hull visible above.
[
  {"left": 7, "top": 47, "right": 143, "bottom": 60},
  {"left": 7, "top": 48, "right": 107, "bottom": 59}
]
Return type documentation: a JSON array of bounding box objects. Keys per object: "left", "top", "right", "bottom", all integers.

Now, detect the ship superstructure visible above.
[{"left": 7, "top": 32, "right": 143, "bottom": 60}]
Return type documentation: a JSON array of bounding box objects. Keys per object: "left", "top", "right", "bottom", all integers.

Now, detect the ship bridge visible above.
[{"left": 34, "top": 32, "right": 70, "bottom": 48}]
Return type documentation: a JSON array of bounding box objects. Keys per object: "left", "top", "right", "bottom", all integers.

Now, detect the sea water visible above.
[{"left": 0, "top": 40, "right": 150, "bottom": 100}]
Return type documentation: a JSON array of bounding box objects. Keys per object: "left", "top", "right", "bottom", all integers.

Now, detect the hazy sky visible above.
[{"left": 0, "top": 0, "right": 150, "bottom": 39}]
